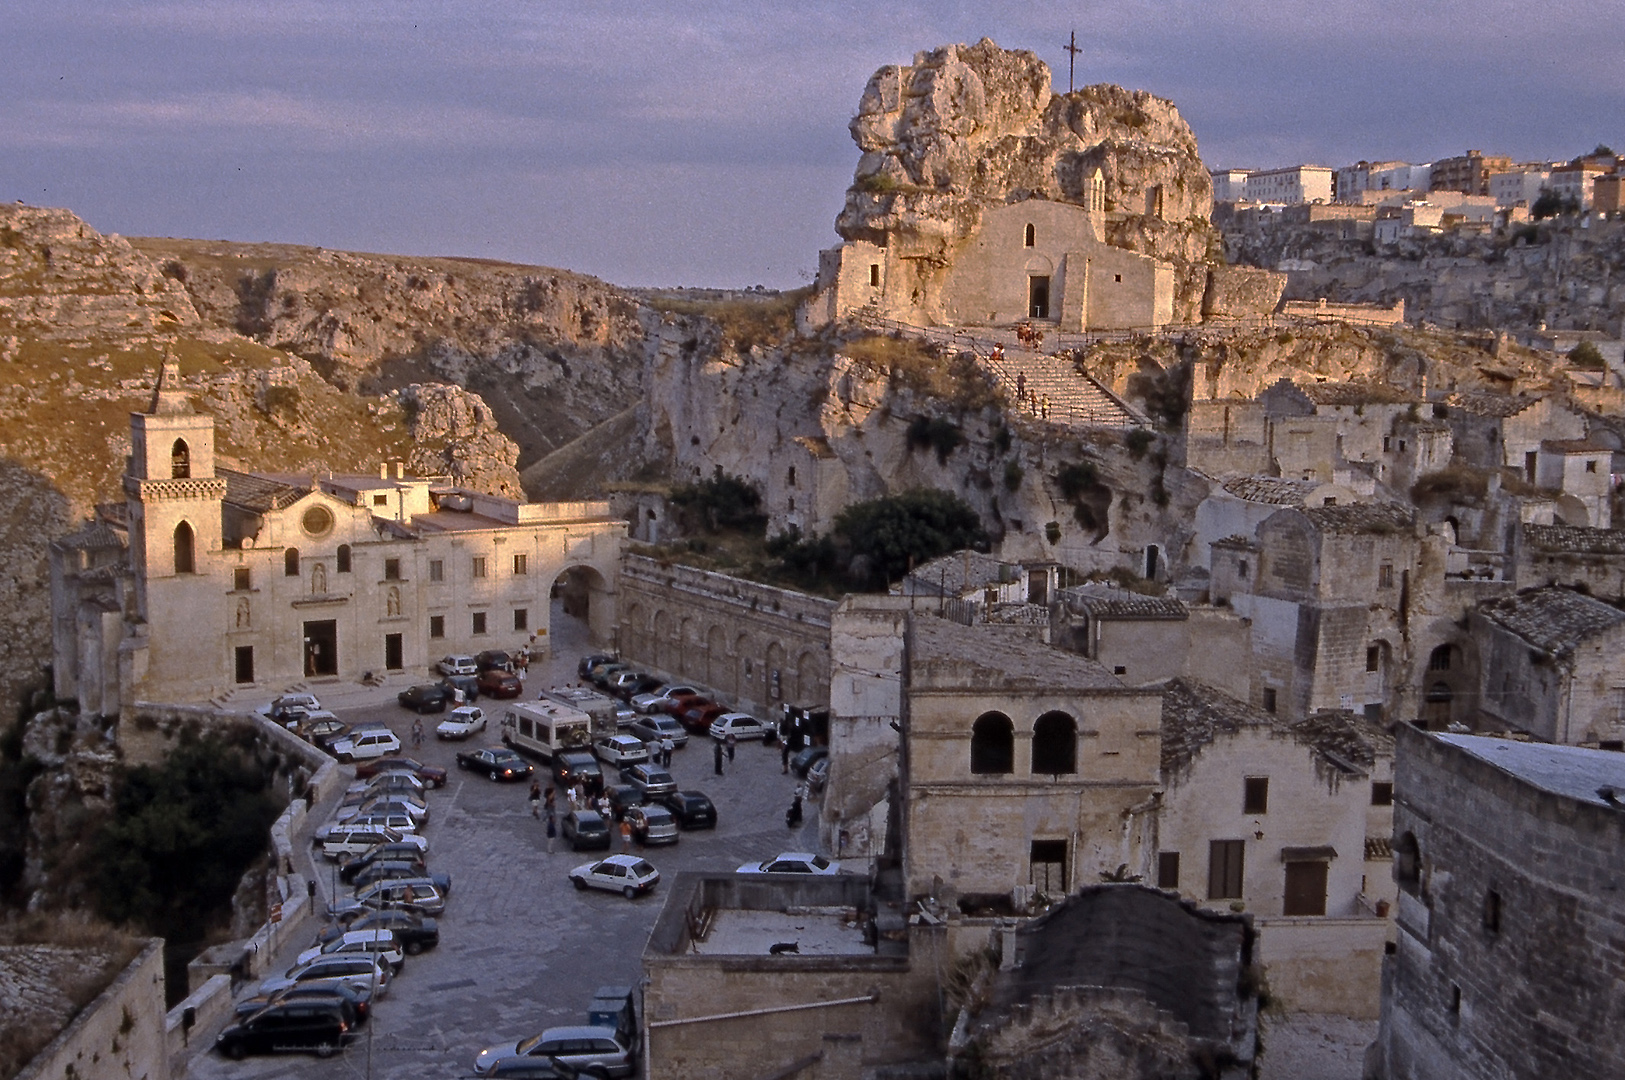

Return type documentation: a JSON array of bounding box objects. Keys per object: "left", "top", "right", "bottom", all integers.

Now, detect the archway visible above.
[
  {"left": 971, "top": 712, "right": 1014, "bottom": 775},
  {"left": 706, "top": 625, "right": 728, "bottom": 690},
  {"left": 651, "top": 610, "right": 673, "bottom": 673},
  {"left": 1031, "top": 711, "right": 1077, "bottom": 775},
  {"left": 173, "top": 521, "right": 195, "bottom": 575},
  {"left": 551, "top": 563, "right": 615, "bottom": 657}
]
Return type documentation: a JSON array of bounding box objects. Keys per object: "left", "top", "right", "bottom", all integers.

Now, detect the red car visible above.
[
  {"left": 660, "top": 692, "right": 712, "bottom": 718},
  {"left": 477, "top": 669, "right": 523, "bottom": 699},
  {"left": 353, "top": 756, "right": 448, "bottom": 788},
  {"left": 677, "top": 703, "right": 727, "bottom": 735}
]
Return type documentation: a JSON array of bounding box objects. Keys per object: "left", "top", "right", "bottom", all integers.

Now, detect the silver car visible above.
[{"left": 474, "top": 1025, "right": 635, "bottom": 1077}]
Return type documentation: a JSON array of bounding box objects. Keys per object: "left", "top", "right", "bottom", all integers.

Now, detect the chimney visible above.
[
  {"left": 379, "top": 463, "right": 388, "bottom": 480},
  {"left": 394, "top": 462, "right": 405, "bottom": 480}
]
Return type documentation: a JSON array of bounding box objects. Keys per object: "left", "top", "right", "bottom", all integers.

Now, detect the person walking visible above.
[
  {"left": 781, "top": 737, "right": 792, "bottom": 775},
  {"left": 545, "top": 808, "right": 557, "bottom": 854},
  {"left": 725, "top": 732, "right": 737, "bottom": 765},
  {"left": 661, "top": 736, "right": 674, "bottom": 768},
  {"left": 713, "top": 738, "right": 724, "bottom": 776},
  {"left": 411, "top": 718, "right": 424, "bottom": 749},
  {"left": 786, "top": 795, "right": 803, "bottom": 829},
  {"left": 544, "top": 785, "right": 557, "bottom": 815},
  {"left": 620, "top": 817, "right": 633, "bottom": 854},
  {"left": 529, "top": 778, "right": 541, "bottom": 819}
]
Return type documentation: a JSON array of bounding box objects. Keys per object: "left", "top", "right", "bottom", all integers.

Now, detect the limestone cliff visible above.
[{"left": 837, "top": 39, "right": 1219, "bottom": 320}]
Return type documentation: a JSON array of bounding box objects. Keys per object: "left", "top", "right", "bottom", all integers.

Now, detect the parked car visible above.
[
  {"left": 613, "top": 703, "right": 638, "bottom": 729},
  {"left": 344, "top": 772, "right": 425, "bottom": 800},
  {"left": 624, "top": 804, "right": 678, "bottom": 846},
  {"left": 604, "top": 784, "right": 645, "bottom": 821},
  {"left": 805, "top": 755, "right": 830, "bottom": 795},
  {"left": 737, "top": 852, "right": 840, "bottom": 875},
  {"left": 336, "top": 876, "right": 450, "bottom": 918},
  {"left": 303, "top": 718, "right": 351, "bottom": 751},
  {"left": 708, "top": 712, "right": 772, "bottom": 742},
  {"left": 789, "top": 745, "right": 829, "bottom": 779},
  {"left": 355, "top": 756, "right": 448, "bottom": 788},
  {"left": 562, "top": 809, "right": 612, "bottom": 851},
  {"left": 475, "top": 1024, "right": 635, "bottom": 1077},
  {"left": 350, "top": 860, "right": 437, "bottom": 891},
  {"left": 608, "top": 671, "right": 661, "bottom": 701},
  {"left": 440, "top": 674, "right": 481, "bottom": 703},
  {"left": 317, "top": 910, "right": 439, "bottom": 955},
  {"left": 569, "top": 855, "right": 661, "bottom": 900},
  {"left": 337, "top": 842, "right": 425, "bottom": 881},
  {"left": 232, "top": 984, "right": 369, "bottom": 1027},
  {"left": 269, "top": 692, "right": 322, "bottom": 720},
  {"left": 333, "top": 728, "right": 403, "bottom": 763},
  {"left": 478, "top": 668, "right": 524, "bottom": 699},
  {"left": 320, "top": 825, "right": 427, "bottom": 861},
  {"left": 287, "top": 707, "right": 339, "bottom": 733},
  {"left": 215, "top": 999, "right": 354, "bottom": 1059},
  {"left": 552, "top": 750, "right": 603, "bottom": 791},
  {"left": 659, "top": 691, "right": 712, "bottom": 718},
  {"left": 476, "top": 649, "right": 515, "bottom": 672},
  {"left": 676, "top": 703, "right": 727, "bottom": 735},
  {"left": 436, "top": 705, "right": 487, "bottom": 740},
  {"left": 593, "top": 734, "right": 649, "bottom": 767},
  {"left": 398, "top": 683, "right": 451, "bottom": 713},
  {"left": 487, "top": 1058, "right": 612, "bottom": 1079},
  {"left": 619, "top": 763, "right": 676, "bottom": 797},
  {"left": 630, "top": 684, "right": 699, "bottom": 714},
  {"left": 338, "top": 809, "right": 421, "bottom": 836},
  {"left": 437, "top": 654, "right": 478, "bottom": 676},
  {"left": 456, "top": 746, "right": 534, "bottom": 782},
  {"left": 258, "top": 954, "right": 390, "bottom": 999},
  {"left": 335, "top": 795, "right": 428, "bottom": 825},
  {"left": 588, "top": 661, "right": 631, "bottom": 691},
  {"left": 627, "top": 714, "right": 688, "bottom": 749},
  {"left": 578, "top": 653, "right": 617, "bottom": 679},
  {"left": 657, "top": 790, "right": 717, "bottom": 830},
  {"left": 295, "top": 929, "right": 405, "bottom": 973},
  {"left": 586, "top": 986, "right": 637, "bottom": 1046}
]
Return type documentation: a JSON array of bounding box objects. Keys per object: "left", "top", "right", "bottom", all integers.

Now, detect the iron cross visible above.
[{"left": 1064, "top": 31, "right": 1082, "bottom": 93}]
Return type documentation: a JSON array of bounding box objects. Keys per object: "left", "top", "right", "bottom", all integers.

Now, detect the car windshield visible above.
[
  {"left": 515, "top": 1034, "right": 544, "bottom": 1055},
  {"left": 811, "top": 856, "right": 832, "bottom": 870},
  {"left": 631, "top": 861, "right": 655, "bottom": 876}
]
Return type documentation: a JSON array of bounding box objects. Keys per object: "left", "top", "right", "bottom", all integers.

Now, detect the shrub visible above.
[
  {"left": 669, "top": 469, "right": 766, "bottom": 534},
  {"left": 1569, "top": 341, "right": 1606, "bottom": 370},
  {"left": 1054, "top": 460, "right": 1101, "bottom": 500},
  {"left": 1045, "top": 521, "right": 1062, "bottom": 545},
  {"left": 1003, "top": 460, "right": 1024, "bottom": 492},
  {"left": 1124, "top": 428, "right": 1155, "bottom": 459},
  {"left": 907, "top": 415, "right": 965, "bottom": 464}
]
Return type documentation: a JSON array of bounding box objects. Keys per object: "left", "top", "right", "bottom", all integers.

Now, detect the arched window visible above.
[
  {"left": 173, "top": 521, "right": 195, "bottom": 574},
  {"left": 1031, "top": 711, "right": 1077, "bottom": 775},
  {"left": 970, "top": 712, "right": 1014, "bottom": 775},
  {"left": 336, "top": 544, "right": 352, "bottom": 574},
  {"left": 285, "top": 547, "right": 300, "bottom": 577},
  {"left": 171, "top": 439, "right": 191, "bottom": 479},
  {"left": 1428, "top": 644, "right": 1455, "bottom": 671},
  {"left": 1024, "top": 223, "right": 1035, "bottom": 248},
  {"left": 1396, "top": 832, "right": 1422, "bottom": 896}
]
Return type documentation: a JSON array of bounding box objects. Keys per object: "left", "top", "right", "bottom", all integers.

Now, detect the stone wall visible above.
[
  {"left": 1379, "top": 727, "right": 1625, "bottom": 1080},
  {"left": 16, "top": 938, "right": 168, "bottom": 1080},
  {"left": 1252, "top": 916, "right": 1387, "bottom": 1019},
  {"left": 617, "top": 554, "right": 836, "bottom": 714},
  {"left": 822, "top": 597, "right": 908, "bottom": 859}
]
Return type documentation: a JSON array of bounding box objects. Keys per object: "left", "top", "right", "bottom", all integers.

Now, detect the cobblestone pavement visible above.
[{"left": 189, "top": 602, "right": 820, "bottom": 1079}]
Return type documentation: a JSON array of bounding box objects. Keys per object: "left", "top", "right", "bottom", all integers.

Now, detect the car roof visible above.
[
  {"left": 772, "top": 852, "right": 822, "bottom": 861},
  {"left": 572, "top": 809, "right": 605, "bottom": 823},
  {"left": 541, "top": 1024, "right": 623, "bottom": 1041}
]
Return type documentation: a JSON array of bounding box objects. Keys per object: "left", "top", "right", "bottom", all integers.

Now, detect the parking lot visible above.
[{"left": 191, "top": 602, "right": 820, "bottom": 1079}]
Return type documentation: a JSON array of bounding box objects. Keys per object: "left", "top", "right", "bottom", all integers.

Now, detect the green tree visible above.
[
  {"left": 1569, "top": 341, "right": 1606, "bottom": 370},
  {"left": 833, "top": 489, "right": 987, "bottom": 587},
  {"left": 669, "top": 469, "right": 766, "bottom": 534},
  {"left": 91, "top": 733, "right": 280, "bottom": 942}
]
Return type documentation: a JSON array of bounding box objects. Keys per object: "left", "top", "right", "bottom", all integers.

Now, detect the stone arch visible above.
[
  {"left": 1555, "top": 493, "right": 1590, "bottom": 527},
  {"left": 765, "top": 640, "right": 786, "bottom": 703},
  {"left": 794, "top": 650, "right": 824, "bottom": 704},
  {"left": 734, "top": 632, "right": 752, "bottom": 700},
  {"left": 1395, "top": 831, "right": 1422, "bottom": 896},
  {"left": 652, "top": 609, "right": 673, "bottom": 674},
  {"left": 553, "top": 562, "right": 617, "bottom": 648},
  {"left": 1024, "top": 222, "right": 1036, "bottom": 248},
  {"left": 706, "top": 625, "right": 728, "bottom": 690},
  {"left": 173, "top": 521, "right": 195, "bottom": 575},
  {"left": 971, "top": 712, "right": 1014, "bottom": 775},
  {"left": 171, "top": 438, "right": 191, "bottom": 479},
  {"left": 1031, "top": 711, "right": 1077, "bottom": 775}
]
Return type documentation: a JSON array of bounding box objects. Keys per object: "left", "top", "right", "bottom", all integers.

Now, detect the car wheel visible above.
[
  {"left": 314, "top": 1040, "right": 338, "bottom": 1058},
  {"left": 221, "top": 1040, "right": 246, "bottom": 1060},
  {"left": 405, "top": 940, "right": 423, "bottom": 956},
  {"left": 572, "top": 876, "right": 587, "bottom": 890},
  {"left": 623, "top": 886, "right": 637, "bottom": 899}
]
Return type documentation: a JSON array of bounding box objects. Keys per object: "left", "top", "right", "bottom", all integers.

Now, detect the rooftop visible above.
[
  {"left": 1445, "top": 392, "right": 1539, "bottom": 418},
  {"left": 1297, "top": 381, "right": 1415, "bottom": 407},
  {"left": 1436, "top": 733, "right": 1625, "bottom": 810},
  {"left": 903, "top": 550, "right": 1019, "bottom": 597},
  {"left": 689, "top": 908, "right": 871, "bottom": 958},
  {"left": 1301, "top": 502, "right": 1414, "bottom": 535},
  {"left": 1540, "top": 437, "right": 1614, "bottom": 454},
  {"left": 1160, "top": 680, "right": 1385, "bottom": 775},
  {"left": 910, "top": 614, "right": 1124, "bottom": 692},
  {"left": 1219, "top": 475, "right": 1319, "bottom": 505},
  {"left": 219, "top": 468, "right": 306, "bottom": 513},
  {"left": 1523, "top": 523, "right": 1625, "bottom": 555},
  {"left": 1477, "top": 586, "right": 1625, "bottom": 654},
  {"left": 1063, "top": 584, "right": 1188, "bottom": 620}
]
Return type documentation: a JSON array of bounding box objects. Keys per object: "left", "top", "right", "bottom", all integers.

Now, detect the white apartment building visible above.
[
  {"left": 1210, "top": 168, "right": 1251, "bottom": 203},
  {"left": 1243, "top": 165, "right": 1334, "bottom": 205},
  {"left": 1489, "top": 166, "right": 1552, "bottom": 208}
]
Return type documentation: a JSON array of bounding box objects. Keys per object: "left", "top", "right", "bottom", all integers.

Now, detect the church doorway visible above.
[
  {"left": 1028, "top": 275, "right": 1051, "bottom": 319},
  {"left": 303, "top": 619, "right": 338, "bottom": 677}
]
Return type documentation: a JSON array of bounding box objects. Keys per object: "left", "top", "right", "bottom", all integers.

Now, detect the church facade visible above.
[{"left": 50, "top": 363, "right": 624, "bottom": 713}]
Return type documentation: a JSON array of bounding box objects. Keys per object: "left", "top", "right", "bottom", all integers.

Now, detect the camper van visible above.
[
  {"left": 501, "top": 700, "right": 592, "bottom": 764},
  {"left": 539, "top": 686, "right": 620, "bottom": 739}
]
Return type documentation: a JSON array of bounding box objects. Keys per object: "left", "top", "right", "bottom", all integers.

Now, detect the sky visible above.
[{"left": 4, "top": 2, "right": 1623, "bottom": 290}]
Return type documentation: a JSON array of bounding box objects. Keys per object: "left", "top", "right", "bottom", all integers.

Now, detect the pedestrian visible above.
[
  {"left": 786, "top": 795, "right": 803, "bottom": 828},
  {"left": 570, "top": 781, "right": 583, "bottom": 810},
  {"left": 544, "top": 785, "right": 556, "bottom": 813},
  {"left": 781, "top": 738, "right": 791, "bottom": 774},
  {"left": 713, "top": 739, "right": 724, "bottom": 776},
  {"left": 1041, "top": 394, "right": 1050, "bottom": 419},
  {"left": 529, "top": 778, "right": 542, "bottom": 818},
  {"left": 412, "top": 718, "right": 424, "bottom": 749},
  {"left": 546, "top": 808, "right": 557, "bottom": 854},
  {"left": 1015, "top": 371, "right": 1025, "bottom": 397},
  {"left": 620, "top": 817, "right": 633, "bottom": 854},
  {"left": 597, "top": 793, "right": 612, "bottom": 819},
  {"left": 661, "top": 736, "right": 674, "bottom": 768},
  {"left": 796, "top": 778, "right": 809, "bottom": 803},
  {"left": 725, "top": 732, "right": 737, "bottom": 764}
]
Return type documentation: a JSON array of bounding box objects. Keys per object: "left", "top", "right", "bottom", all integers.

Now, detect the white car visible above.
[
  {"left": 593, "top": 734, "right": 650, "bottom": 767},
  {"left": 344, "top": 772, "right": 425, "bottom": 799},
  {"left": 736, "top": 852, "right": 840, "bottom": 875},
  {"left": 286, "top": 707, "right": 338, "bottom": 731},
  {"left": 708, "top": 712, "right": 772, "bottom": 742},
  {"left": 630, "top": 684, "right": 700, "bottom": 714},
  {"left": 332, "top": 728, "right": 402, "bottom": 762},
  {"left": 335, "top": 796, "right": 428, "bottom": 825},
  {"left": 319, "top": 825, "right": 427, "bottom": 861},
  {"left": 435, "top": 706, "right": 486, "bottom": 740},
  {"left": 569, "top": 854, "right": 661, "bottom": 899},
  {"left": 437, "top": 654, "right": 478, "bottom": 677},
  {"left": 295, "top": 929, "right": 404, "bottom": 972}
]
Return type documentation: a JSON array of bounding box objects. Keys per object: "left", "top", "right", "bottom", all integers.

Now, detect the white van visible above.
[{"left": 501, "top": 700, "right": 592, "bottom": 764}]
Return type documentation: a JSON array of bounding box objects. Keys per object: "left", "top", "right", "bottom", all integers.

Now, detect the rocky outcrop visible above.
[
  {"left": 837, "top": 39, "right": 1219, "bottom": 318},
  {"left": 400, "top": 382, "right": 524, "bottom": 498}
]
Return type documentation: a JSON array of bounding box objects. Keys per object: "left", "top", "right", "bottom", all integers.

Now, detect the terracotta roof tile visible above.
[
  {"left": 1523, "top": 524, "right": 1625, "bottom": 555},
  {"left": 1477, "top": 587, "right": 1625, "bottom": 654}
]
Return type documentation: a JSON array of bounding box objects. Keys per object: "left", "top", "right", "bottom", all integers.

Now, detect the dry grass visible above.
[
  {"left": 0, "top": 913, "right": 145, "bottom": 1080},
  {"left": 843, "top": 334, "right": 1001, "bottom": 412},
  {"left": 644, "top": 288, "right": 811, "bottom": 352}
]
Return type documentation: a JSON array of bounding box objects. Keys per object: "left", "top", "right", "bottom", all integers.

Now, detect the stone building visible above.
[
  {"left": 1443, "top": 392, "right": 1588, "bottom": 477},
  {"left": 1214, "top": 503, "right": 1417, "bottom": 721},
  {"left": 1534, "top": 437, "right": 1614, "bottom": 527},
  {"left": 1428, "top": 151, "right": 1513, "bottom": 196},
  {"left": 1515, "top": 522, "right": 1625, "bottom": 598},
  {"left": 49, "top": 363, "right": 623, "bottom": 711},
  {"left": 1468, "top": 585, "right": 1625, "bottom": 745},
  {"left": 1156, "top": 680, "right": 1393, "bottom": 1016},
  {"left": 1242, "top": 165, "right": 1334, "bottom": 205},
  {"left": 762, "top": 435, "right": 849, "bottom": 540},
  {"left": 902, "top": 614, "right": 1163, "bottom": 901},
  {"left": 1377, "top": 727, "right": 1625, "bottom": 1080}
]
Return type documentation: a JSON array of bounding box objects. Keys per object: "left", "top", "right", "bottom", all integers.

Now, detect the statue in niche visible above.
[
  {"left": 311, "top": 562, "right": 327, "bottom": 595},
  {"left": 236, "top": 598, "right": 251, "bottom": 628},
  {"left": 386, "top": 587, "right": 401, "bottom": 617}
]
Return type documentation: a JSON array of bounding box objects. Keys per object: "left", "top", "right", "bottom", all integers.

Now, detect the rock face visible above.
[
  {"left": 400, "top": 382, "right": 524, "bottom": 498},
  {"left": 837, "top": 39, "right": 1219, "bottom": 318}
]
